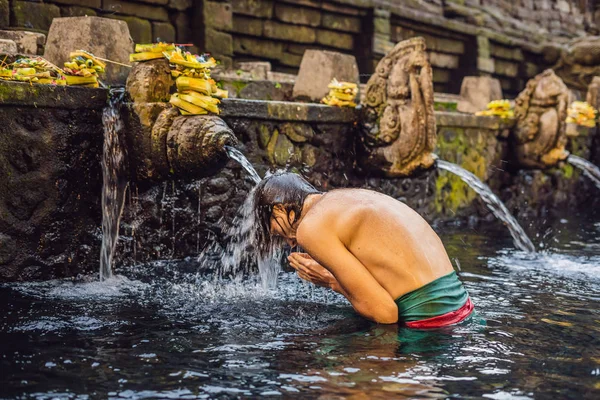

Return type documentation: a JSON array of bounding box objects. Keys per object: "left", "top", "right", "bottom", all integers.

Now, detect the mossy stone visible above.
[
  {"left": 257, "top": 124, "right": 272, "bottom": 149},
  {"left": 273, "top": 132, "right": 294, "bottom": 166}
]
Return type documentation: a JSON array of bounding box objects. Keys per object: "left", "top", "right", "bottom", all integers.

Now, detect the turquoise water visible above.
[{"left": 1, "top": 216, "right": 599, "bottom": 399}]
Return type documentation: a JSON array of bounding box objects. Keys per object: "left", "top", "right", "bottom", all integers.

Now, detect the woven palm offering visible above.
[
  {"left": 0, "top": 56, "right": 65, "bottom": 85},
  {"left": 475, "top": 99, "right": 514, "bottom": 119},
  {"left": 129, "top": 43, "right": 176, "bottom": 62},
  {"left": 566, "top": 101, "right": 597, "bottom": 127},
  {"left": 321, "top": 79, "right": 358, "bottom": 108},
  {"left": 62, "top": 50, "right": 105, "bottom": 87},
  {"left": 164, "top": 48, "right": 228, "bottom": 115}
]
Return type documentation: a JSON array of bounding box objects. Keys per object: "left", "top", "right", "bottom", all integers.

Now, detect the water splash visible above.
[
  {"left": 100, "top": 88, "right": 129, "bottom": 281},
  {"left": 436, "top": 160, "right": 536, "bottom": 253},
  {"left": 566, "top": 154, "right": 600, "bottom": 190},
  {"left": 225, "top": 146, "right": 261, "bottom": 184}
]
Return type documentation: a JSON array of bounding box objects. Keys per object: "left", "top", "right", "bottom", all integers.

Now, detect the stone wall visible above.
[
  {"left": 1, "top": 1, "right": 598, "bottom": 94},
  {"left": 1, "top": 0, "right": 193, "bottom": 50},
  {"left": 228, "top": 0, "right": 369, "bottom": 75},
  {"left": 0, "top": 82, "right": 106, "bottom": 281}
]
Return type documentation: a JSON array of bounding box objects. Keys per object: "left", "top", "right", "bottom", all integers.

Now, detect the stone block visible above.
[
  {"left": 555, "top": 0, "right": 570, "bottom": 13},
  {"left": 321, "top": 13, "right": 361, "bottom": 33},
  {"left": 52, "top": 0, "right": 101, "bottom": 7},
  {"left": 280, "top": 52, "right": 303, "bottom": 67},
  {"left": 373, "top": 33, "right": 393, "bottom": 56},
  {"left": 0, "top": 39, "right": 17, "bottom": 53},
  {"left": 232, "top": 0, "right": 273, "bottom": 18},
  {"left": 44, "top": 17, "right": 134, "bottom": 84},
  {"left": 0, "top": 0, "right": 8, "bottom": 28},
  {"left": 274, "top": 3, "right": 321, "bottom": 26},
  {"left": 477, "top": 35, "right": 490, "bottom": 59},
  {"left": 373, "top": 16, "right": 390, "bottom": 35},
  {"left": 322, "top": 1, "right": 365, "bottom": 16},
  {"left": 204, "top": 1, "right": 233, "bottom": 32},
  {"left": 316, "top": 29, "right": 353, "bottom": 50},
  {"left": 264, "top": 21, "right": 316, "bottom": 43},
  {"left": 524, "top": 62, "right": 539, "bottom": 78},
  {"left": 293, "top": 49, "right": 359, "bottom": 101},
  {"left": 168, "top": 0, "right": 192, "bottom": 10},
  {"left": 102, "top": 0, "right": 169, "bottom": 21},
  {"left": 238, "top": 61, "right": 271, "bottom": 77},
  {"left": 61, "top": 6, "right": 98, "bottom": 17},
  {"left": 490, "top": 43, "right": 524, "bottom": 61},
  {"left": 216, "top": 55, "right": 233, "bottom": 68},
  {"left": 231, "top": 15, "right": 263, "bottom": 36},
  {"left": 11, "top": 1, "right": 61, "bottom": 32},
  {"left": 234, "top": 37, "right": 284, "bottom": 60},
  {"left": 425, "top": 35, "right": 464, "bottom": 55},
  {"left": 173, "top": 12, "right": 191, "bottom": 42},
  {"left": 432, "top": 68, "right": 450, "bottom": 83},
  {"left": 51, "top": 0, "right": 102, "bottom": 8},
  {"left": 279, "top": 0, "right": 321, "bottom": 9},
  {"left": 205, "top": 29, "right": 233, "bottom": 56},
  {"left": 0, "top": 30, "right": 45, "bottom": 54},
  {"left": 108, "top": 16, "right": 152, "bottom": 44},
  {"left": 152, "top": 22, "right": 176, "bottom": 42},
  {"left": 477, "top": 57, "right": 494, "bottom": 74},
  {"left": 494, "top": 59, "right": 519, "bottom": 77},
  {"left": 374, "top": 8, "right": 391, "bottom": 18},
  {"left": 268, "top": 71, "right": 295, "bottom": 83},
  {"left": 287, "top": 43, "right": 314, "bottom": 55},
  {"left": 428, "top": 52, "right": 459, "bottom": 69},
  {"left": 457, "top": 76, "right": 503, "bottom": 114}
]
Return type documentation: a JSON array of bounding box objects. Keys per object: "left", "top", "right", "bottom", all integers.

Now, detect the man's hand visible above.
[{"left": 288, "top": 252, "right": 338, "bottom": 290}]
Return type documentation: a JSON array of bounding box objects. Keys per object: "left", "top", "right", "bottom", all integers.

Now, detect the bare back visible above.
[{"left": 299, "top": 189, "right": 454, "bottom": 300}]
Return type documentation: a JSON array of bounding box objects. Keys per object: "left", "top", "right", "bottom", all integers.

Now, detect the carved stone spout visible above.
[
  {"left": 359, "top": 37, "right": 436, "bottom": 177},
  {"left": 124, "top": 60, "right": 237, "bottom": 181},
  {"left": 512, "top": 69, "right": 571, "bottom": 169}
]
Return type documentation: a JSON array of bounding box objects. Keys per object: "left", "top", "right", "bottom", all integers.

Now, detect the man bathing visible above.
[{"left": 253, "top": 172, "right": 473, "bottom": 328}]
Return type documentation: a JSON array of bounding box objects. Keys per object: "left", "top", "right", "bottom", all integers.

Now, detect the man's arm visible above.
[{"left": 297, "top": 222, "right": 398, "bottom": 324}]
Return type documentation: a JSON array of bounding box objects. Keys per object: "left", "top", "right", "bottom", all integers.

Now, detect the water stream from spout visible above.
[
  {"left": 436, "top": 159, "right": 536, "bottom": 253},
  {"left": 225, "top": 146, "right": 262, "bottom": 184},
  {"left": 100, "top": 88, "right": 129, "bottom": 281},
  {"left": 566, "top": 154, "right": 600, "bottom": 190}
]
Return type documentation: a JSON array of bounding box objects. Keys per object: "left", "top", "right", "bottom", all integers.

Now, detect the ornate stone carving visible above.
[
  {"left": 359, "top": 37, "right": 436, "bottom": 177},
  {"left": 512, "top": 69, "right": 572, "bottom": 168},
  {"left": 546, "top": 36, "right": 600, "bottom": 91}
]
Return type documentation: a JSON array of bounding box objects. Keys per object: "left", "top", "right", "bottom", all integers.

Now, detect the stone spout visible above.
[
  {"left": 512, "top": 69, "right": 571, "bottom": 169},
  {"left": 123, "top": 104, "right": 238, "bottom": 181},
  {"left": 124, "top": 59, "right": 238, "bottom": 181},
  {"left": 358, "top": 37, "right": 437, "bottom": 177}
]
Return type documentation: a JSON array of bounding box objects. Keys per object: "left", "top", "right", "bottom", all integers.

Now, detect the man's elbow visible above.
[
  {"left": 369, "top": 304, "right": 398, "bottom": 324},
  {"left": 361, "top": 303, "right": 398, "bottom": 324}
]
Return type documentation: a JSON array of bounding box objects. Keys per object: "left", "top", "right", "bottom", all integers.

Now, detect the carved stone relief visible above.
[
  {"left": 512, "top": 69, "right": 572, "bottom": 168},
  {"left": 359, "top": 37, "right": 437, "bottom": 177}
]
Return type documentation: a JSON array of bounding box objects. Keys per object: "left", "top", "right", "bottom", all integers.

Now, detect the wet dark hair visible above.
[{"left": 252, "top": 172, "right": 321, "bottom": 255}]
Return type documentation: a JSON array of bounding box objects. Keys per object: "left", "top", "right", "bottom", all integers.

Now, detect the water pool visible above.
[{"left": 1, "top": 217, "right": 599, "bottom": 399}]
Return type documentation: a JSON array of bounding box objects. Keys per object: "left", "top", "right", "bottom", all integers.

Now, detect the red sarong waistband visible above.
[{"left": 404, "top": 298, "right": 474, "bottom": 329}]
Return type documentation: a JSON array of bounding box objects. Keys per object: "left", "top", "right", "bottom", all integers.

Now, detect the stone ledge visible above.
[
  {"left": 435, "top": 111, "right": 515, "bottom": 130},
  {"left": 0, "top": 81, "right": 108, "bottom": 109},
  {"left": 220, "top": 98, "right": 359, "bottom": 122}
]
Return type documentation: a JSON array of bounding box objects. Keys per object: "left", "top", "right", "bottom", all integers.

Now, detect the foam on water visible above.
[
  {"left": 7, "top": 275, "right": 149, "bottom": 301},
  {"left": 488, "top": 250, "right": 600, "bottom": 285}
]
